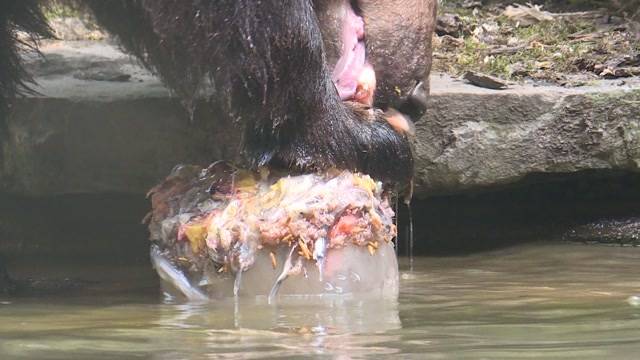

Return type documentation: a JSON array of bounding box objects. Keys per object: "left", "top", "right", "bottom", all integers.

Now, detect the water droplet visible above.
[
  {"left": 324, "top": 282, "right": 335, "bottom": 291},
  {"left": 627, "top": 295, "right": 640, "bottom": 306},
  {"left": 233, "top": 270, "right": 243, "bottom": 297},
  {"left": 401, "top": 273, "right": 415, "bottom": 280},
  {"left": 407, "top": 202, "right": 414, "bottom": 272}
]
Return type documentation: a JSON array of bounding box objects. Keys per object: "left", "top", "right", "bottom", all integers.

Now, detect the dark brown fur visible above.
[
  {"left": 1, "top": 0, "right": 438, "bottom": 183},
  {"left": 0, "top": 0, "right": 52, "bottom": 139}
]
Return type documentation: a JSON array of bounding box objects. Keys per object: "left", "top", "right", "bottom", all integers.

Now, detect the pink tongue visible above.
[
  {"left": 333, "top": 43, "right": 366, "bottom": 99},
  {"left": 332, "top": 6, "right": 368, "bottom": 100}
]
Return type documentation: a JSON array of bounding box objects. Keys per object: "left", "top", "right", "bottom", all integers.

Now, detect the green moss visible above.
[
  {"left": 587, "top": 89, "right": 640, "bottom": 108},
  {"left": 42, "top": 1, "right": 82, "bottom": 20},
  {"left": 514, "top": 20, "right": 594, "bottom": 42}
]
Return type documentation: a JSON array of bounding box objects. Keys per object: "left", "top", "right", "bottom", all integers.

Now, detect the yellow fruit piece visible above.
[
  {"left": 183, "top": 223, "right": 208, "bottom": 253},
  {"left": 352, "top": 174, "right": 377, "bottom": 196},
  {"left": 234, "top": 170, "right": 258, "bottom": 192},
  {"left": 258, "top": 179, "right": 286, "bottom": 208}
]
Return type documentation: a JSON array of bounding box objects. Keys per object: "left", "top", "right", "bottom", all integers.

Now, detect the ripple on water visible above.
[{"left": 1, "top": 243, "right": 640, "bottom": 359}]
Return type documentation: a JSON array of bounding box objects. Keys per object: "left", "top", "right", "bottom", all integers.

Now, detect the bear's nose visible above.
[{"left": 398, "top": 80, "right": 429, "bottom": 121}]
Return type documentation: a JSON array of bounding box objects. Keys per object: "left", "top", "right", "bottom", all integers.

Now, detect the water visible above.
[{"left": 2, "top": 243, "right": 640, "bottom": 359}]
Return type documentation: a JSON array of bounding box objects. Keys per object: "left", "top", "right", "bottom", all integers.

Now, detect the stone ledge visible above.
[
  {"left": 416, "top": 74, "right": 640, "bottom": 196},
  {"left": 21, "top": 40, "right": 170, "bottom": 100},
  {"left": 2, "top": 40, "right": 640, "bottom": 197}
]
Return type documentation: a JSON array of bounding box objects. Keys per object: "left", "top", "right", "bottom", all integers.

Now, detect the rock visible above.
[
  {"left": 599, "top": 67, "right": 640, "bottom": 79},
  {"left": 0, "top": 256, "right": 90, "bottom": 296},
  {"left": 564, "top": 217, "right": 640, "bottom": 245},
  {"left": 436, "top": 13, "right": 464, "bottom": 37},
  {"left": 1, "top": 41, "right": 240, "bottom": 196},
  {"left": 49, "top": 17, "right": 106, "bottom": 41},
  {"left": 461, "top": 0, "right": 482, "bottom": 9},
  {"left": 596, "top": 53, "right": 640, "bottom": 78},
  {"left": 414, "top": 74, "right": 640, "bottom": 195},
  {"left": 463, "top": 71, "right": 509, "bottom": 89},
  {"left": 607, "top": 53, "right": 640, "bottom": 68},
  {"left": 503, "top": 3, "right": 554, "bottom": 26},
  {"left": 73, "top": 69, "right": 131, "bottom": 82}
]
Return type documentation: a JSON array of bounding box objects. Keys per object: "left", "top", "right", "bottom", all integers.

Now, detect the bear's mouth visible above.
[{"left": 332, "top": 3, "right": 375, "bottom": 107}]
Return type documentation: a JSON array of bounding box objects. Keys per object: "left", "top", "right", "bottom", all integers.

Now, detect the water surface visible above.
[{"left": 2, "top": 243, "right": 640, "bottom": 359}]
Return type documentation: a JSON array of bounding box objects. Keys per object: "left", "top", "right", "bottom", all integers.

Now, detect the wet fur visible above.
[{"left": 0, "top": 0, "right": 52, "bottom": 140}]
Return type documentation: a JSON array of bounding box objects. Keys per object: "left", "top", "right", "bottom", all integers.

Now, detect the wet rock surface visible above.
[
  {"left": 564, "top": 217, "right": 640, "bottom": 246},
  {"left": 0, "top": 253, "right": 90, "bottom": 296}
]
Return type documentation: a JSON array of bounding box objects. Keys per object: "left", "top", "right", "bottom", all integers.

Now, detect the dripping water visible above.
[
  {"left": 313, "top": 237, "right": 327, "bottom": 282},
  {"left": 394, "top": 196, "right": 399, "bottom": 256},
  {"left": 406, "top": 203, "right": 414, "bottom": 272},
  {"left": 404, "top": 180, "right": 414, "bottom": 272},
  {"left": 233, "top": 270, "right": 243, "bottom": 297},
  {"left": 179, "top": 94, "right": 198, "bottom": 124}
]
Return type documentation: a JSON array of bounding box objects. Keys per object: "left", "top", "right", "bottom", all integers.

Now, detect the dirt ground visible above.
[{"left": 435, "top": 1, "right": 640, "bottom": 87}]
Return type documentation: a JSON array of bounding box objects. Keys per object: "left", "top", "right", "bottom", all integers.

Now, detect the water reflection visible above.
[
  {"left": 3, "top": 244, "right": 640, "bottom": 359},
  {"left": 150, "top": 297, "right": 401, "bottom": 359},
  {"left": 0, "top": 297, "right": 401, "bottom": 359}
]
